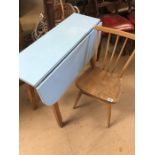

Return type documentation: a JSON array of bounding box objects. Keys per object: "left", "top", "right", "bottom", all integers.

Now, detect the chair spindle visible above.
[{"left": 103, "top": 33, "right": 111, "bottom": 69}]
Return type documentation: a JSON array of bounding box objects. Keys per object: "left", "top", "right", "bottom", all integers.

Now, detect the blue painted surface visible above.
[
  {"left": 36, "top": 29, "right": 97, "bottom": 105},
  {"left": 19, "top": 13, "right": 100, "bottom": 87}
]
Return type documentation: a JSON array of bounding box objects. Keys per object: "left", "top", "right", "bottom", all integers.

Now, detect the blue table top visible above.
[{"left": 19, "top": 13, "right": 100, "bottom": 87}]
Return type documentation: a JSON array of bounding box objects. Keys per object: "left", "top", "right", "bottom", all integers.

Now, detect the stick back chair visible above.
[
  {"left": 73, "top": 26, "right": 135, "bottom": 128},
  {"left": 94, "top": 0, "right": 134, "bottom": 60}
]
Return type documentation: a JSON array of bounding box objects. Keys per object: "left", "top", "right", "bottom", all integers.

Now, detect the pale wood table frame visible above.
[{"left": 27, "top": 86, "right": 63, "bottom": 127}]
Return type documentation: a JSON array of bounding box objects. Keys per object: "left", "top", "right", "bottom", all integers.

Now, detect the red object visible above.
[
  {"left": 97, "top": 14, "right": 134, "bottom": 60},
  {"left": 100, "top": 14, "right": 134, "bottom": 31}
]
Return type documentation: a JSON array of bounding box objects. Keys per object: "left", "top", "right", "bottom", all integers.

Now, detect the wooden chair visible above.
[
  {"left": 73, "top": 26, "right": 135, "bottom": 128},
  {"left": 94, "top": 0, "right": 134, "bottom": 60}
]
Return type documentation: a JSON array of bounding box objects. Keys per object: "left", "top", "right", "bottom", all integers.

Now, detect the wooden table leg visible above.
[
  {"left": 27, "top": 86, "right": 38, "bottom": 110},
  {"left": 52, "top": 102, "right": 63, "bottom": 128}
]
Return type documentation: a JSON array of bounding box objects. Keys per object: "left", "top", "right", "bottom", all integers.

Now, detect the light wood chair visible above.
[{"left": 73, "top": 26, "right": 135, "bottom": 128}]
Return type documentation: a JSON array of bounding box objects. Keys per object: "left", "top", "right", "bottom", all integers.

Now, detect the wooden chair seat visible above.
[{"left": 76, "top": 66, "right": 121, "bottom": 103}]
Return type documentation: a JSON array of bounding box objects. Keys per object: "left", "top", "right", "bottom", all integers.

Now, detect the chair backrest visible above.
[
  {"left": 93, "top": 26, "right": 135, "bottom": 77},
  {"left": 94, "top": 0, "right": 120, "bottom": 16},
  {"left": 94, "top": 0, "right": 133, "bottom": 16}
]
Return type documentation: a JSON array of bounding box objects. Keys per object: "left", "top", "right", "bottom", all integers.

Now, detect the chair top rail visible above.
[{"left": 95, "top": 26, "right": 135, "bottom": 40}]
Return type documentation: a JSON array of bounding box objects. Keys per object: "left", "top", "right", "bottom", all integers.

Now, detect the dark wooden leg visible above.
[
  {"left": 92, "top": 0, "right": 99, "bottom": 17},
  {"left": 27, "top": 86, "right": 38, "bottom": 110},
  {"left": 19, "top": 80, "right": 25, "bottom": 86},
  {"left": 43, "top": 0, "right": 55, "bottom": 30},
  {"left": 107, "top": 104, "right": 112, "bottom": 128},
  {"left": 53, "top": 102, "right": 63, "bottom": 127},
  {"left": 81, "top": 3, "right": 87, "bottom": 14},
  {"left": 73, "top": 91, "right": 82, "bottom": 109}
]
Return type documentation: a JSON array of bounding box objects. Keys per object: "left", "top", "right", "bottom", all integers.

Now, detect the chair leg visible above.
[
  {"left": 52, "top": 102, "right": 63, "bottom": 128},
  {"left": 27, "top": 86, "right": 38, "bottom": 110},
  {"left": 73, "top": 91, "right": 82, "bottom": 109},
  {"left": 107, "top": 103, "right": 112, "bottom": 128}
]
